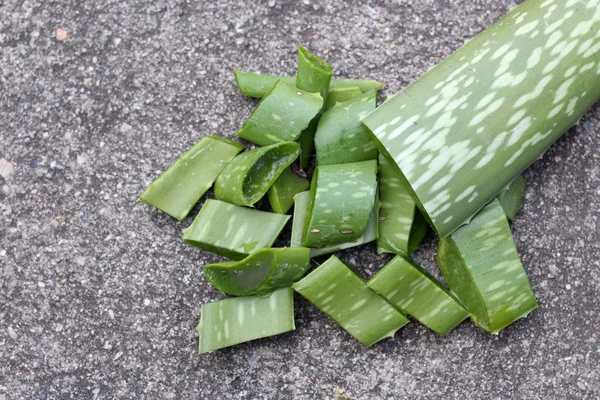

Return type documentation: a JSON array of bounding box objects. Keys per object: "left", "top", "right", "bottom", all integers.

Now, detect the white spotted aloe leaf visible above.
[
  {"left": 362, "top": 0, "right": 600, "bottom": 237},
  {"left": 197, "top": 288, "right": 295, "bottom": 354}
]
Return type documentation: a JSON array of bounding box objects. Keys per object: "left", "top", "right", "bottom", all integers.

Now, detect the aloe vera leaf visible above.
[
  {"left": 197, "top": 287, "right": 295, "bottom": 353},
  {"left": 203, "top": 247, "right": 311, "bottom": 296},
  {"left": 496, "top": 174, "right": 527, "bottom": 222},
  {"left": 368, "top": 255, "right": 469, "bottom": 335},
  {"left": 236, "top": 80, "right": 323, "bottom": 146},
  {"left": 290, "top": 191, "right": 378, "bottom": 257},
  {"left": 292, "top": 255, "right": 409, "bottom": 346},
  {"left": 314, "top": 90, "right": 378, "bottom": 166},
  {"left": 183, "top": 199, "right": 290, "bottom": 260},
  {"left": 233, "top": 70, "right": 383, "bottom": 99},
  {"left": 436, "top": 199, "right": 537, "bottom": 334},
  {"left": 214, "top": 142, "right": 300, "bottom": 207},
  {"left": 296, "top": 47, "right": 333, "bottom": 169},
  {"left": 377, "top": 153, "right": 428, "bottom": 255},
  {"left": 362, "top": 0, "right": 600, "bottom": 238},
  {"left": 267, "top": 166, "right": 310, "bottom": 214},
  {"left": 323, "top": 86, "right": 363, "bottom": 111},
  {"left": 139, "top": 136, "right": 243, "bottom": 221},
  {"left": 302, "top": 160, "right": 378, "bottom": 248}
]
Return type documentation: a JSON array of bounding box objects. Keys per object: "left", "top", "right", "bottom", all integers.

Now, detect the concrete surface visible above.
[{"left": 1, "top": 0, "right": 599, "bottom": 399}]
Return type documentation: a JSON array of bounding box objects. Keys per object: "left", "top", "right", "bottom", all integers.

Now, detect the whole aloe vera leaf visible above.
[
  {"left": 139, "top": 136, "right": 243, "bottom": 221},
  {"left": 203, "top": 248, "right": 311, "bottom": 296},
  {"left": 368, "top": 255, "right": 469, "bottom": 335},
  {"left": 214, "top": 142, "right": 300, "bottom": 207},
  {"left": 302, "top": 160, "right": 378, "bottom": 248},
  {"left": 323, "top": 86, "right": 363, "bottom": 111},
  {"left": 362, "top": 0, "right": 600, "bottom": 237},
  {"left": 183, "top": 199, "right": 290, "bottom": 260},
  {"left": 436, "top": 199, "right": 537, "bottom": 334},
  {"left": 197, "top": 287, "right": 295, "bottom": 354},
  {"left": 315, "top": 90, "right": 378, "bottom": 166},
  {"left": 292, "top": 255, "right": 409, "bottom": 346},
  {"left": 267, "top": 166, "right": 310, "bottom": 214},
  {"left": 377, "top": 153, "right": 428, "bottom": 255},
  {"left": 496, "top": 174, "right": 527, "bottom": 222},
  {"left": 296, "top": 47, "right": 333, "bottom": 169},
  {"left": 290, "top": 191, "right": 378, "bottom": 257},
  {"left": 233, "top": 70, "right": 383, "bottom": 99},
  {"left": 236, "top": 80, "right": 323, "bottom": 146}
]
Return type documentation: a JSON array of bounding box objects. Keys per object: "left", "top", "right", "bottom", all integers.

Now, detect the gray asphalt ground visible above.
[{"left": 1, "top": 0, "right": 599, "bottom": 399}]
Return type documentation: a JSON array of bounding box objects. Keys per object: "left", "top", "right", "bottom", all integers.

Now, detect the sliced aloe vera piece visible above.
[
  {"left": 183, "top": 199, "right": 290, "bottom": 260},
  {"left": 296, "top": 47, "right": 333, "bottom": 169},
  {"left": 267, "top": 166, "right": 310, "bottom": 214},
  {"left": 236, "top": 80, "right": 323, "bottom": 146},
  {"left": 290, "top": 191, "right": 378, "bottom": 257},
  {"left": 315, "top": 90, "right": 378, "bottom": 166},
  {"left": 496, "top": 174, "right": 527, "bottom": 222},
  {"left": 292, "top": 255, "right": 409, "bottom": 346},
  {"left": 197, "top": 287, "right": 295, "bottom": 353},
  {"left": 214, "top": 142, "right": 300, "bottom": 207},
  {"left": 377, "top": 153, "right": 428, "bottom": 255},
  {"left": 139, "top": 136, "right": 243, "bottom": 220},
  {"left": 233, "top": 70, "right": 383, "bottom": 99},
  {"left": 203, "top": 247, "right": 310, "bottom": 296},
  {"left": 302, "top": 160, "right": 378, "bottom": 248},
  {"left": 362, "top": 0, "right": 600, "bottom": 237},
  {"left": 323, "top": 86, "right": 363, "bottom": 111},
  {"left": 368, "top": 255, "right": 469, "bottom": 335},
  {"left": 436, "top": 199, "right": 537, "bottom": 334}
]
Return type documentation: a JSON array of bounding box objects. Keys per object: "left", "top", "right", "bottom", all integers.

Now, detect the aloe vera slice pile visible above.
[{"left": 139, "top": 0, "right": 599, "bottom": 354}]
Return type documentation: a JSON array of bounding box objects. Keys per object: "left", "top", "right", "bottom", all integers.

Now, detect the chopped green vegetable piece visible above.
[
  {"left": 315, "top": 90, "right": 377, "bottom": 165},
  {"left": 214, "top": 142, "right": 300, "bottom": 207},
  {"left": 139, "top": 136, "right": 243, "bottom": 221},
  {"left": 302, "top": 160, "right": 378, "bottom": 248},
  {"left": 290, "top": 191, "right": 378, "bottom": 257},
  {"left": 496, "top": 174, "right": 527, "bottom": 222},
  {"left": 436, "top": 199, "right": 537, "bottom": 334},
  {"left": 296, "top": 47, "right": 333, "bottom": 169},
  {"left": 368, "top": 255, "right": 469, "bottom": 335},
  {"left": 183, "top": 199, "right": 290, "bottom": 260},
  {"left": 292, "top": 255, "right": 409, "bottom": 346},
  {"left": 267, "top": 167, "right": 310, "bottom": 214},
  {"left": 377, "top": 153, "right": 428, "bottom": 255},
  {"left": 236, "top": 80, "right": 323, "bottom": 146},
  {"left": 233, "top": 70, "right": 383, "bottom": 99},
  {"left": 197, "top": 287, "right": 295, "bottom": 353},
  {"left": 323, "top": 86, "right": 363, "bottom": 111},
  {"left": 203, "top": 248, "right": 311, "bottom": 296},
  {"left": 362, "top": 0, "right": 600, "bottom": 237}
]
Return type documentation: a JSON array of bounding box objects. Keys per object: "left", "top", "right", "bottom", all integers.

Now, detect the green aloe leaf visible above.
[
  {"left": 362, "top": 0, "right": 600, "bottom": 237},
  {"left": 290, "top": 191, "right": 378, "bottom": 257},
  {"left": 323, "top": 86, "right": 363, "bottom": 111},
  {"left": 139, "top": 136, "right": 243, "bottom": 220},
  {"left": 233, "top": 70, "right": 383, "bottom": 99},
  {"left": 214, "top": 142, "right": 300, "bottom": 207},
  {"left": 368, "top": 255, "right": 469, "bottom": 335},
  {"left": 496, "top": 174, "right": 527, "bottom": 222},
  {"left": 183, "top": 199, "right": 290, "bottom": 260},
  {"left": 436, "top": 199, "right": 537, "bottom": 334},
  {"left": 267, "top": 166, "right": 310, "bottom": 214},
  {"left": 203, "top": 248, "right": 311, "bottom": 296},
  {"left": 237, "top": 80, "right": 323, "bottom": 146},
  {"left": 197, "top": 287, "right": 295, "bottom": 353},
  {"left": 292, "top": 255, "right": 409, "bottom": 346},
  {"left": 377, "top": 153, "right": 428, "bottom": 255},
  {"left": 315, "top": 90, "right": 378, "bottom": 165},
  {"left": 302, "top": 160, "right": 378, "bottom": 248}
]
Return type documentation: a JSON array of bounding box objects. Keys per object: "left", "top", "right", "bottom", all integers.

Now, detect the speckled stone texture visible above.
[{"left": 0, "top": 1, "right": 598, "bottom": 399}]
